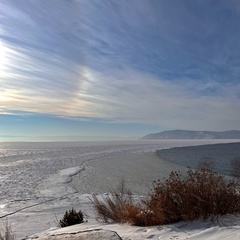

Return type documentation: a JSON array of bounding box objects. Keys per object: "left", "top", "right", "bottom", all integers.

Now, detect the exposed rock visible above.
[{"left": 27, "top": 229, "right": 122, "bottom": 240}]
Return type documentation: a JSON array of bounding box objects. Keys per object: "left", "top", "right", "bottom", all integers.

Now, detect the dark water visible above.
[{"left": 157, "top": 142, "right": 240, "bottom": 175}]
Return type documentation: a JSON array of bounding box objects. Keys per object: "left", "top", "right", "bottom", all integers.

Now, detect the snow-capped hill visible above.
[{"left": 142, "top": 130, "right": 240, "bottom": 139}]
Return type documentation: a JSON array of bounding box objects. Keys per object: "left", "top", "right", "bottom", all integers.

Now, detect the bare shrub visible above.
[
  {"left": 92, "top": 169, "right": 240, "bottom": 227},
  {"left": 146, "top": 168, "right": 240, "bottom": 225},
  {"left": 231, "top": 157, "right": 240, "bottom": 180},
  {"left": 0, "top": 220, "right": 15, "bottom": 240},
  {"left": 198, "top": 157, "right": 215, "bottom": 171}
]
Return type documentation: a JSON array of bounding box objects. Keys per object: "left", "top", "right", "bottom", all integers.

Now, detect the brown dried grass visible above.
[
  {"left": 92, "top": 180, "right": 140, "bottom": 224},
  {"left": 147, "top": 168, "right": 240, "bottom": 224},
  {"left": 0, "top": 220, "right": 15, "bottom": 240}
]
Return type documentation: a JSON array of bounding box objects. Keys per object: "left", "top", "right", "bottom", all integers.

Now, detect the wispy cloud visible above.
[
  {"left": 3, "top": 61, "right": 239, "bottom": 130},
  {"left": 65, "top": 67, "right": 240, "bottom": 130}
]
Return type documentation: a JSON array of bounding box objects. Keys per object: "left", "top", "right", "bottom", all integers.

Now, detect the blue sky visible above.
[{"left": 1, "top": 0, "right": 240, "bottom": 141}]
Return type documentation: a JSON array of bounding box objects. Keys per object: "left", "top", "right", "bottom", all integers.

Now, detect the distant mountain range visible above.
[{"left": 142, "top": 130, "right": 240, "bottom": 139}]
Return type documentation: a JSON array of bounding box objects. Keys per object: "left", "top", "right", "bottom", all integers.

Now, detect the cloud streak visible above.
[{"left": 2, "top": 61, "right": 240, "bottom": 130}]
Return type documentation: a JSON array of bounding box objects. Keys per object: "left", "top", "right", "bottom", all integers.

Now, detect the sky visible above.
[{"left": 1, "top": 0, "right": 240, "bottom": 141}]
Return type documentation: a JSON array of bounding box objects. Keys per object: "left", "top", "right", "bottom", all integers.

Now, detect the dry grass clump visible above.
[
  {"left": 92, "top": 181, "right": 140, "bottom": 224},
  {"left": 0, "top": 220, "right": 15, "bottom": 240},
  {"left": 92, "top": 168, "right": 240, "bottom": 226}
]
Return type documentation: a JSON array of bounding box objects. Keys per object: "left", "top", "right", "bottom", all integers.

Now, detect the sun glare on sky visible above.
[{"left": 0, "top": 40, "right": 7, "bottom": 76}]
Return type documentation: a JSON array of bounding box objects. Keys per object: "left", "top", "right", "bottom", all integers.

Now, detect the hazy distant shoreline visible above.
[{"left": 142, "top": 130, "right": 240, "bottom": 139}]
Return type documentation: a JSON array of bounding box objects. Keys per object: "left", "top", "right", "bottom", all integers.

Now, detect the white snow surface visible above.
[
  {"left": 0, "top": 140, "right": 239, "bottom": 239},
  {"left": 27, "top": 213, "right": 240, "bottom": 240}
]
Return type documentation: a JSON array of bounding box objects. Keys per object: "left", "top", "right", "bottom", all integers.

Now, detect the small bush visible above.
[
  {"left": 92, "top": 169, "right": 240, "bottom": 226},
  {"left": 59, "top": 208, "right": 84, "bottom": 227}
]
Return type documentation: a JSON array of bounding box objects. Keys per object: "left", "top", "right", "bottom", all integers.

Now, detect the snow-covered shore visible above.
[
  {"left": 25, "top": 192, "right": 240, "bottom": 240},
  {"left": 26, "top": 214, "right": 240, "bottom": 240}
]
